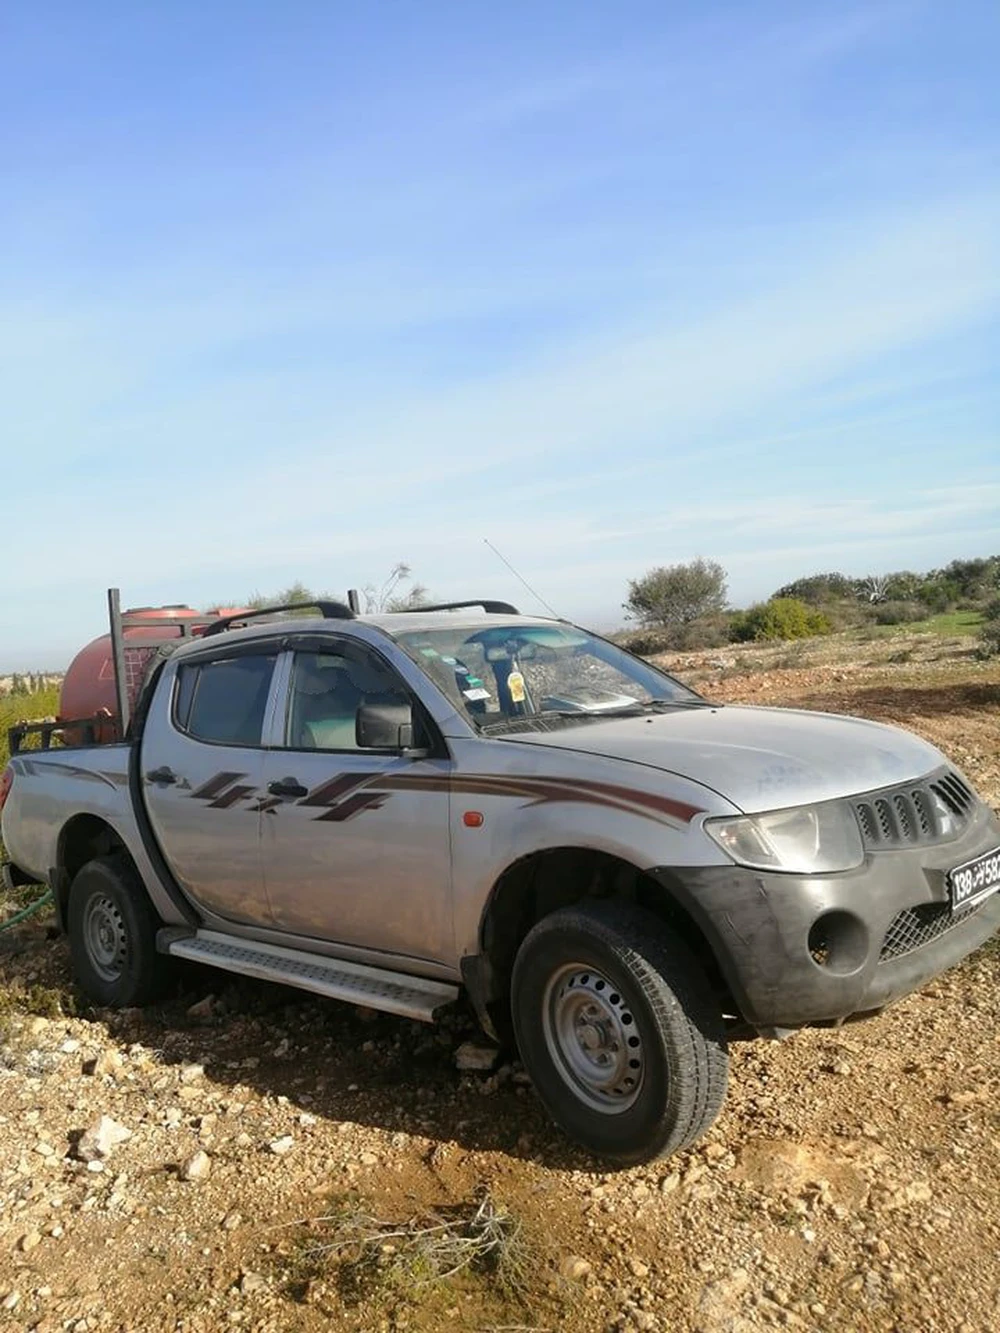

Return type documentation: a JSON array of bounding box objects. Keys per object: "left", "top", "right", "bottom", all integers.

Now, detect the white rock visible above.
[
  {"left": 186, "top": 995, "right": 216, "bottom": 1020},
  {"left": 268, "top": 1135, "right": 294, "bottom": 1156},
  {"left": 454, "top": 1041, "right": 500, "bottom": 1072},
  {"left": 85, "top": 1050, "right": 124, "bottom": 1079},
  {"left": 77, "top": 1116, "right": 132, "bottom": 1162},
  {"left": 180, "top": 1150, "right": 212, "bottom": 1182},
  {"left": 559, "top": 1254, "right": 593, "bottom": 1282},
  {"left": 180, "top": 1063, "right": 204, "bottom": 1084}
]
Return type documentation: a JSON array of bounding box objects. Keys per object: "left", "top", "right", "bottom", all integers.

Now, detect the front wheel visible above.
[
  {"left": 511, "top": 901, "right": 728, "bottom": 1165},
  {"left": 67, "top": 854, "right": 173, "bottom": 1007}
]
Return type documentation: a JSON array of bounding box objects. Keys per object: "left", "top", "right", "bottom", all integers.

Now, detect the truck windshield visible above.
[{"left": 393, "top": 623, "right": 704, "bottom": 732}]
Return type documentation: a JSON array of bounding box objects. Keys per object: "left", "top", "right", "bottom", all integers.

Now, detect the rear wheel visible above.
[
  {"left": 68, "top": 855, "right": 173, "bottom": 1007},
  {"left": 511, "top": 900, "right": 728, "bottom": 1165}
]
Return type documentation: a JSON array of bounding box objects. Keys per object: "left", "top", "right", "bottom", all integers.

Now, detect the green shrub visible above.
[
  {"left": 873, "top": 600, "right": 926, "bottom": 626},
  {"left": 977, "top": 610, "right": 1000, "bottom": 659},
  {"left": 620, "top": 614, "right": 732, "bottom": 655},
  {"left": 730, "top": 597, "right": 832, "bottom": 644},
  {"left": 916, "top": 580, "right": 958, "bottom": 613}
]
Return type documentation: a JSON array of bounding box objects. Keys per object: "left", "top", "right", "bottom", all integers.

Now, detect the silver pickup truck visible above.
[{"left": 3, "top": 597, "right": 999, "bottom": 1165}]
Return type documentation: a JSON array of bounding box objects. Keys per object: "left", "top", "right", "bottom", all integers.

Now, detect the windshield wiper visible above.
[
  {"left": 478, "top": 710, "right": 592, "bottom": 735},
  {"left": 593, "top": 697, "right": 715, "bottom": 717},
  {"left": 478, "top": 699, "right": 716, "bottom": 734}
]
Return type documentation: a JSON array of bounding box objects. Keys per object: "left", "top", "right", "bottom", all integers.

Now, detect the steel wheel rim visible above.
[
  {"left": 541, "top": 964, "right": 645, "bottom": 1114},
  {"left": 83, "top": 894, "right": 128, "bottom": 983}
]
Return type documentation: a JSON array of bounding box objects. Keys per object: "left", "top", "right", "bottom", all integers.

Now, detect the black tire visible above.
[
  {"left": 67, "top": 854, "right": 173, "bottom": 1007},
  {"left": 511, "top": 900, "right": 728, "bottom": 1166}
]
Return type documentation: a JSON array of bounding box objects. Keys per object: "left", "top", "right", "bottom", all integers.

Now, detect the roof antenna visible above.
[{"left": 483, "top": 538, "right": 562, "bottom": 618}]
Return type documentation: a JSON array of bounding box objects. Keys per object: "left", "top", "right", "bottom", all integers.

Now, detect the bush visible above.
[
  {"left": 916, "top": 580, "right": 958, "bottom": 614},
  {"left": 619, "top": 614, "right": 732, "bottom": 655},
  {"left": 873, "top": 600, "right": 927, "bottom": 626},
  {"left": 977, "top": 607, "right": 1000, "bottom": 659},
  {"left": 672, "top": 615, "right": 734, "bottom": 651},
  {"left": 820, "top": 598, "right": 875, "bottom": 632},
  {"left": 773, "top": 572, "right": 855, "bottom": 604},
  {"left": 617, "top": 627, "right": 678, "bottom": 656},
  {"left": 730, "top": 597, "right": 832, "bottom": 644}
]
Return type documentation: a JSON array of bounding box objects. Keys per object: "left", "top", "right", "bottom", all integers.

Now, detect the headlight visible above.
[{"left": 704, "top": 802, "right": 864, "bottom": 874}]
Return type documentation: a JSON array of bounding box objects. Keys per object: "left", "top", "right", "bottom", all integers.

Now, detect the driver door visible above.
[{"left": 259, "top": 639, "right": 455, "bottom": 965}]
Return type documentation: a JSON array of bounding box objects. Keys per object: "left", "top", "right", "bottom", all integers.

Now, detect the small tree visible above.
[
  {"left": 773, "top": 572, "right": 854, "bottom": 605},
  {"left": 245, "top": 581, "right": 315, "bottom": 611},
  {"left": 624, "top": 559, "right": 728, "bottom": 629},
  {"left": 363, "top": 563, "right": 431, "bottom": 613}
]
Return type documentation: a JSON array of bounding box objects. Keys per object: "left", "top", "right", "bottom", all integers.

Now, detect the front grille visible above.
[
  {"left": 930, "top": 771, "right": 976, "bottom": 818},
  {"left": 854, "top": 771, "right": 976, "bottom": 850},
  {"left": 879, "top": 900, "right": 985, "bottom": 961}
]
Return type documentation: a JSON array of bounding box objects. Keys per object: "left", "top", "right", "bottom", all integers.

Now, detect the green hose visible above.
[{"left": 0, "top": 888, "right": 53, "bottom": 932}]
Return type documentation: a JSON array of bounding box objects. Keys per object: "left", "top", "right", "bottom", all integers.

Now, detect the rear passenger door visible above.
[
  {"left": 142, "top": 646, "right": 280, "bottom": 926},
  {"left": 259, "top": 639, "right": 455, "bottom": 964}
]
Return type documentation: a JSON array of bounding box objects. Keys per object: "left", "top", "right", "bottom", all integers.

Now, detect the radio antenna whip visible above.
[{"left": 483, "top": 538, "right": 562, "bottom": 618}]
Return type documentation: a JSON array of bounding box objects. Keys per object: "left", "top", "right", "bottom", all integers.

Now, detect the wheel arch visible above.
[
  {"left": 54, "top": 815, "right": 129, "bottom": 928},
  {"left": 462, "top": 845, "right": 736, "bottom": 1041}
]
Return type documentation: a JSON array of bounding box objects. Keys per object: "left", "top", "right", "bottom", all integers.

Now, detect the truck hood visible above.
[{"left": 499, "top": 704, "right": 946, "bottom": 813}]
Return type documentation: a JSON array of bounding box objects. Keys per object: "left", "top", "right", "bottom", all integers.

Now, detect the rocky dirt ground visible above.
[{"left": 1, "top": 634, "right": 998, "bottom": 1333}]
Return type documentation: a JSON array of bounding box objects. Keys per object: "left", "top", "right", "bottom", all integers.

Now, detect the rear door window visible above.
[{"left": 174, "top": 654, "right": 277, "bottom": 746}]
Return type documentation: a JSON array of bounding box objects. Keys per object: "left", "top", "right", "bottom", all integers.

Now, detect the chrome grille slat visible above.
[{"left": 853, "top": 770, "right": 976, "bottom": 849}]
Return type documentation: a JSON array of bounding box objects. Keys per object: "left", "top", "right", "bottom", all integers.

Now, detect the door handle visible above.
[
  {"left": 267, "top": 777, "right": 309, "bottom": 798},
  {"left": 146, "top": 766, "right": 177, "bottom": 786}
]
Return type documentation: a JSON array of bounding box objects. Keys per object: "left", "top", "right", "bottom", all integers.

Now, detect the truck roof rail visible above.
[
  {"left": 394, "top": 599, "right": 520, "bottom": 616},
  {"left": 201, "top": 600, "right": 357, "bottom": 637}
]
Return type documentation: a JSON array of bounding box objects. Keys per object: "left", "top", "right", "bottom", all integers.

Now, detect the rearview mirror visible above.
[{"left": 356, "top": 701, "right": 415, "bottom": 750}]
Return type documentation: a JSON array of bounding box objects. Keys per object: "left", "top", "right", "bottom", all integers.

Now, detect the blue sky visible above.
[{"left": 2, "top": 1, "right": 998, "bottom": 669}]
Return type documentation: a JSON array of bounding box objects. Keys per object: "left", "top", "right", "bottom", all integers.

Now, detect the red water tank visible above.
[{"left": 59, "top": 605, "right": 208, "bottom": 742}]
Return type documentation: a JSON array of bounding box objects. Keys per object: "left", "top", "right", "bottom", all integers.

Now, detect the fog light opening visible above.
[{"left": 808, "top": 911, "right": 868, "bottom": 976}]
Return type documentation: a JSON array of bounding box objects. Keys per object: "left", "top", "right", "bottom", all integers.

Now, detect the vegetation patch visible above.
[
  {"left": 282, "top": 1187, "right": 558, "bottom": 1322},
  {"left": 730, "top": 597, "right": 831, "bottom": 643}
]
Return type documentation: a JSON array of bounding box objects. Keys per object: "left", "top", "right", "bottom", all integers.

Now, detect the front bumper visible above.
[{"left": 651, "top": 802, "right": 1000, "bottom": 1031}]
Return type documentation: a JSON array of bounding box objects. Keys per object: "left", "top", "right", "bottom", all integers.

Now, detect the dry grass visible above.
[{"left": 290, "top": 1187, "right": 541, "bottom": 1305}]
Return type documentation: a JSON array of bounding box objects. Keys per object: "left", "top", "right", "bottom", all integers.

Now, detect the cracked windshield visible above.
[{"left": 395, "top": 622, "right": 701, "bottom": 730}]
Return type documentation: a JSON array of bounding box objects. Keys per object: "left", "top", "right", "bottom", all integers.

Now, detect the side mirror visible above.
[{"left": 356, "top": 701, "right": 415, "bottom": 751}]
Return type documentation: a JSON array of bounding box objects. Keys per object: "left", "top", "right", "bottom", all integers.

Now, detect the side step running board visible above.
[{"left": 163, "top": 929, "right": 459, "bottom": 1023}]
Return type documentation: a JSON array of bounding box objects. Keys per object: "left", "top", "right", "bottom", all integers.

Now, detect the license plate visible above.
[{"left": 949, "top": 846, "right": 1000, "bottom": 913}]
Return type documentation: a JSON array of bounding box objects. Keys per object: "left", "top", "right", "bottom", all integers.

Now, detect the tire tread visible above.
[{"left": 512, "top": 899, "right": 728, "bottom": 1164}]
